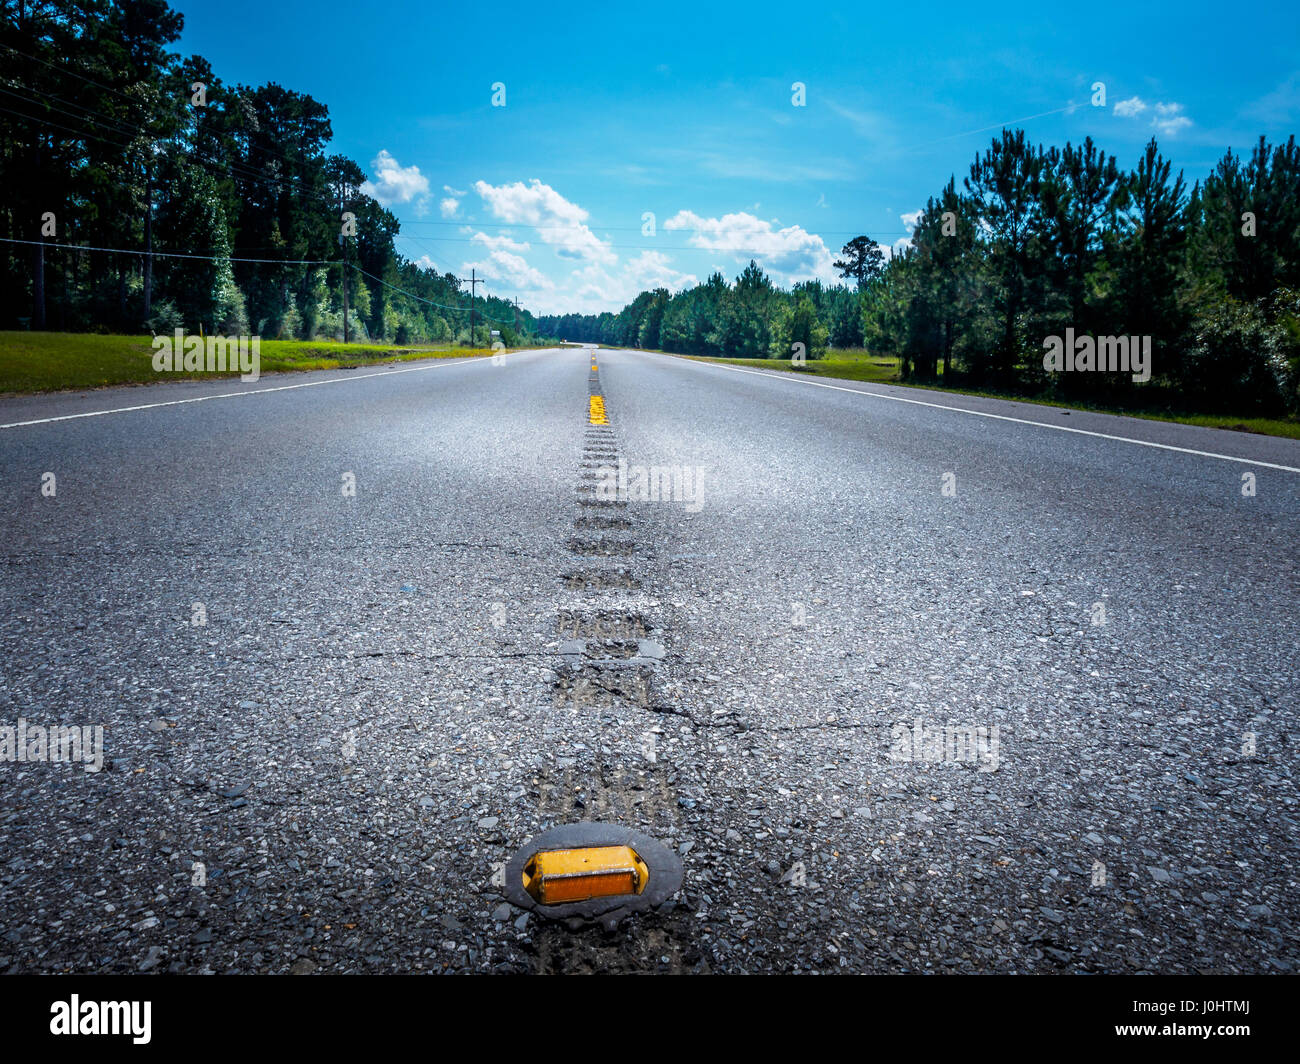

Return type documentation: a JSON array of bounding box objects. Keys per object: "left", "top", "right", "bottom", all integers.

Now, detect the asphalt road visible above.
[{"left": 1, "top": 346, "right": 1297, "bottom": 973}]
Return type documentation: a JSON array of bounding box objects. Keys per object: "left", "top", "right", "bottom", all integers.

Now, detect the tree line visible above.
[
  {"left": 1, "top": 0, "right": 536, "bottom": 345},
  {"left": 542, "top": 130, "right": 1300, "bottom": 416},
  {"left": 538, "top": 266, "right": 864, "bottom": 363}
]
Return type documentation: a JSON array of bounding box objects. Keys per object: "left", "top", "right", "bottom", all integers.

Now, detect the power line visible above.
[
  {"left": 394, "top": 233, "right": 456, "bottom": 275},
  {"left": 0, "top": 235, "right": 333, "bottom": 265},
  {"left": 350, "top": 264, "right": 515, "bottom": 325},
  {"left": 0, "top": 101, "right": 143, "bottom": 155},
  {"left": 398, "top": 231, "right": 910, "bottom": 254},
  {"left": 0, "top": 41, "right": 346, "bottom": 203},
  {"left": 2, "top": 60, "right": 906, "bottom": 271},
  {"left": 0, "top": 41, "right": 156, "bottom": 109},
  {"left": 1, "top": 42, "right": 917, "bottom": 317},
  {"left": 0, "top": 71, "right": 366, "bottom": 221},
  {"left": 1, "top": 235, "right": 525, "bottom": 327},
  {"left": 401, "top": 217, "right": 915, "bottom": 238},
  {"left": 0, "top": 85, "right": 345, "bottom": 214},
  {"left": 0, "top": 82, "right": 152, "bottom": 146}
]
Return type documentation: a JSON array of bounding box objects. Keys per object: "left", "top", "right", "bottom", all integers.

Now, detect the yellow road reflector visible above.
[
  {"left": 589, "top": 395, "right": 608, "bottom": 424},
  {"left": 505, "top": 823, "right": 683, "bottom": 923},
  {"left": 523, "top": 845, "right": 650, "bottom": 904}
]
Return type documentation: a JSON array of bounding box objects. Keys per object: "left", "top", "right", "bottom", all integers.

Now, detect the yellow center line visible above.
[{"left": 589, "top": 395, "right": 608, "bottom": 425}]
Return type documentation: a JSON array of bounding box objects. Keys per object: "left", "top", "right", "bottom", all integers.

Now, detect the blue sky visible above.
[{"left": 178, "top": 0, "right": 1300, "bottom": 314}]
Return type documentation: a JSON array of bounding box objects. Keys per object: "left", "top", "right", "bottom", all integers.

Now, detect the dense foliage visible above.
[
  {"left": 0, "top": 0, "right": 536, "bottom": 344},
  {"left": 543, "top": 131, "right": 1300, "bottom": 415}
]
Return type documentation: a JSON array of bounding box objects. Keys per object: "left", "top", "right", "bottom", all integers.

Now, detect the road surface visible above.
[{"left": 1, "top": 346, "right": 1297, "bottom": 973}]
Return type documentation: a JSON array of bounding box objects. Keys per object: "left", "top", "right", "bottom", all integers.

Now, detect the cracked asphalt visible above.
[{"left": 1, "top": 345, "right": 1297, "bottom": 974}]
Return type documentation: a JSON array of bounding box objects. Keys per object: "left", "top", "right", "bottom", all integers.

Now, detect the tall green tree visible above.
[
  {"left": 903, "top": 177, "right": 985, "bottom": 379},
  {"left": 833, "top": 235, "right": 885, "bottom": 290},
  {"left": 965, "top": 129, "right": 1047, "bottom": 383},
  {"left": 1116, "top": 138, "right": 1188, "bottom": 379}
]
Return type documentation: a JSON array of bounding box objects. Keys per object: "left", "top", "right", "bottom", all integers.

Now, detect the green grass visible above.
[
  {"left": 685, "top": 348, "right": 903, "bottom": 384},
  {"left": 0, "top": 332, "right": 512, "bottom": 394},
  {"left": 673, "top": 350, "right": 1300, "bottom": 441}
]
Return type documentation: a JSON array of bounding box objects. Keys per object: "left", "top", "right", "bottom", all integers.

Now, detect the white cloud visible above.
[
  {"left": 472, "top": 179, "right": 615, "bottom": 263},
  {"left": 461, "top": 249, "right": 554, "bottom": 292},
  {"left": 888, "top": 211, "right": 922, "bottom": 258},
  {"left": 1152, "top": 101, "right": 1192, "bottom": 135},
  {"left": 440, "top": 185, "right": 466, "bottom": 217},
  {"left": 361, "top": 150, "right": 431, "bottom": 209},
  {"left": 471, "top": 231, "right": 531, "bottom": 253},
  {"left": 663, "top": 209, "right": 837, "bottom": 285},
  {"left": 621, "top": 250, "right": 697, "bottom": 293},
  {"left": 1113, "top": 96, "right": 1192, "bottom": 136},
  {"left": 529, "top": 252, "right": 698, "bottom": 316}
]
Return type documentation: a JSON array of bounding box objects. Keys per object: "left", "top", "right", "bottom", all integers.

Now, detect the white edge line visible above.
[
  {"left": 0, "top": 350, "right": 539, "bottom": 430},
  {"left": 660, "top": 353, "right": 1300, "bottom": 475}
]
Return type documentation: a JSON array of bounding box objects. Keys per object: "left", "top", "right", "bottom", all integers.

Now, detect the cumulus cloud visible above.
[
  {"left": 461, "top": 249, "right": 554, "bottom": 292},
  {"left": 361, "top": 150, "right": 431, "bottom": 210},
  {"left": 1113, "top": 96, "right": 1192, "bottom": 136},
  {"left": 1152, "top": 101, "right": 1192, "bottom": 135},
  {"left": 473, "top": 179, "right": 614, "bottom": 263},
  {"left": 471, "top": 231, "right": 531, "bottom": 253},
  {"left": 528, "top": 252, "right": 698, "bottom": 317},
  {"left": 439, "top": 185, "right": 466, "bottom": 218},
  {"left": 618, "top": 250, "right": 697, "bottom": 295},
  {"left": 662, "top": 209, "right": 837, "bottom": 285},
  {"left": 884, "top": 210, "right": 924, "bottom": 259}
]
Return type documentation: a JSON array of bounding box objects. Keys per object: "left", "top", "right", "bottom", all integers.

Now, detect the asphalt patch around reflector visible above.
[{"left": 505, "top": 822, "right": 684, "bottom": 929}]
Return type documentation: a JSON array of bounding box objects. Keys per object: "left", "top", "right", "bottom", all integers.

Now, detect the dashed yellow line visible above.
[{"left": 589, "top": 394, "right": 608, "bottom": 425}]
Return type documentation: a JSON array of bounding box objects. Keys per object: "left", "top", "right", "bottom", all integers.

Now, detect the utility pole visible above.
[
  {"left": 462, "top": 268, "right": 483, "bottom": 346},
  {"left": 512, "top": 297, "right": 521, "bottom": 335},
  {"left": 340, "top": 232, "right": 348, "bottom": 344},
  {"left": 339, "top": 188, "right": 349, "bottom": 345},
  {"left": 33, "top": 145, "right": 45, "bottom": 329},
  {"left": 143, "top": 159, "right": 153, "bottom": 321}
]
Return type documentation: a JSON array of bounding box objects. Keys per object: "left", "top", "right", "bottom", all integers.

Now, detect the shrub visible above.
[
  {"left": 1183, "top": 298, "right": 1289, "bottom": 414},
  {"left": 145, "top": 299, "right": 183, "bottom": 334}
]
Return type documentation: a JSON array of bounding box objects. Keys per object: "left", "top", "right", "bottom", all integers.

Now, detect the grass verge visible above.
[
  {"left": 0, "top": 332, "right": 516, "bottom": 394},
  {"left": 672, "top": 350, "right": 1300, "bottom": 441}
]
